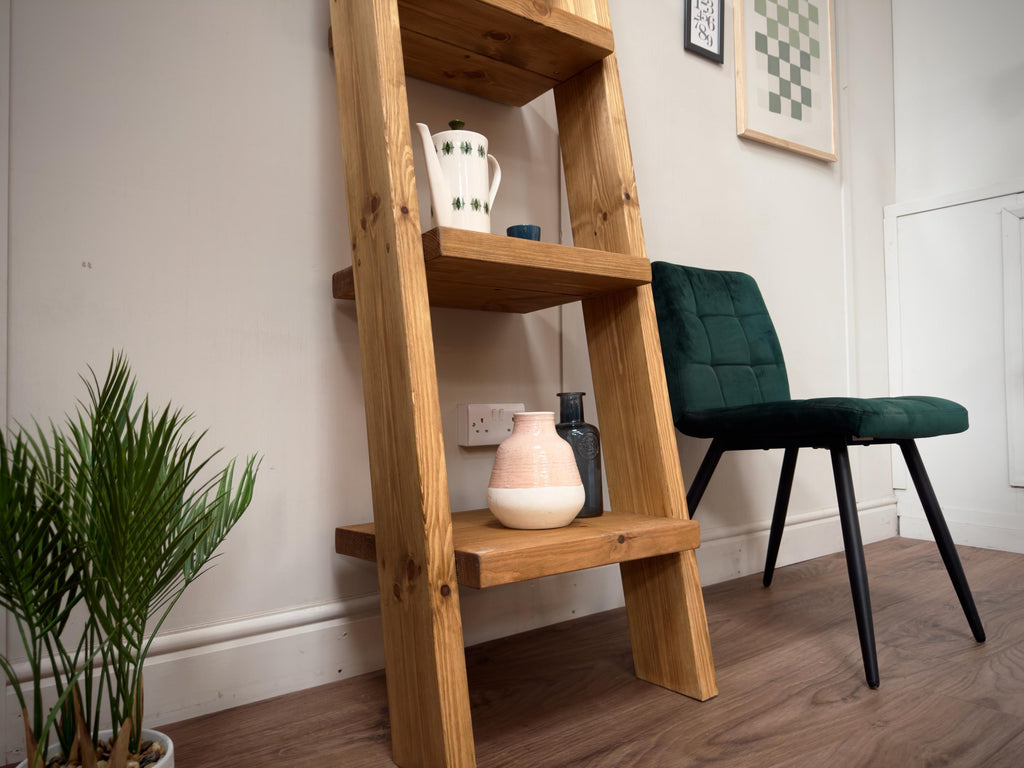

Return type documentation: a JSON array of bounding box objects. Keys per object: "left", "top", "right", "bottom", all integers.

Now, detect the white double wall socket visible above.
[{"left": 457, "top": 403, "right": 525, "bottom": 447}]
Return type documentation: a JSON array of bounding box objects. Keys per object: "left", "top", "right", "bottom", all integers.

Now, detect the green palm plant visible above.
[
  {"left": 1, "top": 353, "right": 259, "bottom": 768},
  {"left": 67, "top": 354, "right": 260, "bottom": 764},
  {"left": 0, "top": 427, "right": 87, "bottom": 768}
]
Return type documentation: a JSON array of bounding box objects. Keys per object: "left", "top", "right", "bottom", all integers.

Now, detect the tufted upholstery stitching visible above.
[
  {"left": 652, "top": 262, "right": 790, "bottom": 418},
  {"left": 651, "top": 262, "right": 969, "bottom": 441}
]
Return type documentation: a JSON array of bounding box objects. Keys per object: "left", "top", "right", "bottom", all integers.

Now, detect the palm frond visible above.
[
  {"left": 3, "top": 351, "right": 260, "bottom": 756},
  {"left": 62, "top": 352, "right": 260, "bottom": 750},
  {"left": 1, "top": 423, "right": 86, "bottom": 756}
]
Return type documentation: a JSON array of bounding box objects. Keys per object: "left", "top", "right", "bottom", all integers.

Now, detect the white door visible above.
[{"left": 886, "top": 185, "right": 1024, "bottom": 552}]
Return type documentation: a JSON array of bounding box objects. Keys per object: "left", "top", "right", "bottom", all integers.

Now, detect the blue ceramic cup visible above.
[{"left": 506, "top": 224, "right": 541, "bottom": 241}]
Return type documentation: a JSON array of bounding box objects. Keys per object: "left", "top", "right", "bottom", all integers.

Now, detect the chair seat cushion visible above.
[{"left": 679, "top": 395, "right": 968, "bottom": 441}]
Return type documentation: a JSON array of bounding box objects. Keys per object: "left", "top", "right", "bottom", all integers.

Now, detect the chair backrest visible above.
[{"left": 651, "top": 262, "right": 791, "bottom": 423}]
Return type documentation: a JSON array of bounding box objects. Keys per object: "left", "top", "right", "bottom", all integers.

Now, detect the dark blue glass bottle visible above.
[{"left": 556, "top": 392, "right": 603, "bottom": 518}]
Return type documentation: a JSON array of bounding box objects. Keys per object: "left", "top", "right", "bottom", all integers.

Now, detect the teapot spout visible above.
[{"left": 416, "top": 123, "right": 451, "bottom": 228}]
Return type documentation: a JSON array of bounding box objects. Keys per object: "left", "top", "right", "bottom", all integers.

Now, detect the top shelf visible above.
[
  {"left": 333, "top": 227, "right": 651, "bottom": 313},
  {"left": 397, "top": 0, "right": 615, "bottom": 105}
]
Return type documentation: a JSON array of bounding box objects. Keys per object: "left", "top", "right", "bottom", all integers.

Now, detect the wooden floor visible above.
[{"left": 160, "top": 538, "right": 1024, "bottom": 767}]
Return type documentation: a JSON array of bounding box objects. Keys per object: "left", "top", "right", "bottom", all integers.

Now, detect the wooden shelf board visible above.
[
  {"left": 336, "top": 508, "right": 700, "bottom": 589},
  {"left": 397, "top": 0, "right": 614, "bottom": 106},
  {"left": 333, "top": 227, "right": 651, "bottom": 313}
]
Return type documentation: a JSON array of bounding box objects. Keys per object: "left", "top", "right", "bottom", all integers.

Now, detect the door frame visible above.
[{"left": 883, "top": 178, "right": 1024, "bottom": 492}]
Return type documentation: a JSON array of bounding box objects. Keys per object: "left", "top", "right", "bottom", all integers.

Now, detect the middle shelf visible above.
[
  {"left": 336, "top": 508, "right": 700, "bottom": 589},
  {"left": 332, "top": 226, "right": 651, "bottom": 313}
]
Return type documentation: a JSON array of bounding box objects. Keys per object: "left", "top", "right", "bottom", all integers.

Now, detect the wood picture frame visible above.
[
  {"left": 684, "top": 0, "right": 725, "bottom": 63},
  {"left": 734, "top": 0, "right": 837, "bottom": 162}
]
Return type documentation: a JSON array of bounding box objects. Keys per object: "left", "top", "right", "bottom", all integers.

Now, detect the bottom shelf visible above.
[{"left": 335, "top": 509, "right": 700, "bottom": 589}]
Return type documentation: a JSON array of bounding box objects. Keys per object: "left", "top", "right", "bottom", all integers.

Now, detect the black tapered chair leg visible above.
[
  {"left": 831, "top": 445, "right": 880, "bottom": 688},
  {"left": 764, "top": 447, "right": 799, "bottom": 587},
  {"left": 899, "top": 440, "right": 986, "bottom": 642},
  {"left": 686, "top": 439, "right": 725, "bottom": 517}
]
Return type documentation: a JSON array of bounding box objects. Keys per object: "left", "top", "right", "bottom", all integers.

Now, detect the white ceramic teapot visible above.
[{"left": 416, "top": 120, "right": 501, "bottom": 233}]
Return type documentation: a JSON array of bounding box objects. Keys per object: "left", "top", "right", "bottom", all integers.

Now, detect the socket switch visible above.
[{"left": 457, "top": 403, "right": 525, "bottom": 447}]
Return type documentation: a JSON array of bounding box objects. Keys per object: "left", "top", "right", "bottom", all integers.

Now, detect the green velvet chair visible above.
[{"left": 650, "top": 262, "right": 985, "bottom": 688}]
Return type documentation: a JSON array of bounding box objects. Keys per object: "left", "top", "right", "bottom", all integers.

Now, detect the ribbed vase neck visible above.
[{"left": 512, "top": 411, "right": 556, "bottom": 435}]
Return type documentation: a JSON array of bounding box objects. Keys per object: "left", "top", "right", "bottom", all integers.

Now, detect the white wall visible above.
[
  {"left": 888, "top": 0, "right": 1024, "bottom": 551},
  {"left": 892, "top": 0, "right": 1024, "bottom": 202},
  {"left": 3, "top": 0, "right": 900, "bottom": 759},
  {"left": 0, "top": 0, "right": 10, "bottom": 756}
]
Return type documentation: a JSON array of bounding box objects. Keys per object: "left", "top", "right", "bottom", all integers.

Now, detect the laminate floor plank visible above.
[{"left": 147, "top": 538, "right": 1024, "bottom": 767}]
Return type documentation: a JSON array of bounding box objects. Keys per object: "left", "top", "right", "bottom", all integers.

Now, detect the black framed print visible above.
[{"left": 684, "top": 0, "right": 725, "bottom": 63}]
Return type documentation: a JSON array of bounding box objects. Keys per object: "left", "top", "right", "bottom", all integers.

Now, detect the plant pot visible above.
[{"left": 15, "top": 728, "right": 174, "bottom": 768}]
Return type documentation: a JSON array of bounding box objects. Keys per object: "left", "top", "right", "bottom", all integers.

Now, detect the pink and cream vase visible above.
[{"left": 486, "top": 411, "right": 585, "bottom": 529}]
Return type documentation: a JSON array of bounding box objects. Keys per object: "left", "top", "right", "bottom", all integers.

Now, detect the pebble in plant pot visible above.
[
  {"left": 14, "top": 729, "right": 174, "bottom": 768},
  {"left": 486, "top": 411, "right": 584, "bottom": 529}
]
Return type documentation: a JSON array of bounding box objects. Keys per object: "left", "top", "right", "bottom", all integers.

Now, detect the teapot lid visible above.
[{"left": 448, "top": 119, "right": 466, "bottom": 130}]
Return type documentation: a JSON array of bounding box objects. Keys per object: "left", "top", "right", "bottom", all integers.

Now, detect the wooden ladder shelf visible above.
[{"left": 328, "top": 2, "right": 718, "bottom": 765}]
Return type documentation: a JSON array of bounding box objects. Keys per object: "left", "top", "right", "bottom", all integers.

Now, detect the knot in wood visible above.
[
  {"left": 531, "top": 1, "right": 551, "bottom": 18},
  {"left": 440, "top": 584, "right": 452, "bottom": 597}
]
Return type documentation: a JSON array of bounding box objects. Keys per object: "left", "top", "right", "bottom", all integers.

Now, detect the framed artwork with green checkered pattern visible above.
[{"left": 734, "top": 0, "right": 837, "bottom": 161}]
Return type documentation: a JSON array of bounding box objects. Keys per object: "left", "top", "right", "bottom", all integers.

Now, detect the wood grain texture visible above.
[
  {"left": 474, "top": 0, "right": 612, "bottom": 34},
  {"left": 733, "top": 0, "right": 749, "bottom": 150},
  {"left": 555, "top": 54, "right": 718, "bottom": 701},
  {"left": 554, "top": 54, "right": 644, "bottom": 258},
  {"left": 550, "top": 0, "right": 612, "bottom": 27},
  {"left": 327, "top": 0, "right": 713, "bottom": 763},
  {"left": 157, "top": 540, "right": 1024, "bottom": 768},
  {"left": 333, "top": 227, "right": 651, "bottom": 312},
  {"left": 328, "top": 1, "right": 474, "bottom": 765},
  {"left": 396, "top": 0, "right": 611, "bottom": 106},
  {"left": 396, "top": 0, "right": 613, "bottom": 105},
  {"left": 337, "top": 509, "right": 701, "bottom": 589},
  {"left": 400, "top": 26, "right": 559, "bottom": 107}
]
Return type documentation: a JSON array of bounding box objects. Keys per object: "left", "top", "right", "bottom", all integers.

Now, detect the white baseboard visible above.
[
  {"left": 899, "top": 511, "right": 1024, "bottom": 554},
  {"left": 3, "top": 499, "right": 898, "bottom": 763},
  {"left": 697, "top": 498, "right": 898, "bottom": 584}
]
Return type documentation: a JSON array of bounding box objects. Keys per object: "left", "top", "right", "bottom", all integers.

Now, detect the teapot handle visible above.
[{"left": 487, "top": 154, "right": 501, "bottom": 209}]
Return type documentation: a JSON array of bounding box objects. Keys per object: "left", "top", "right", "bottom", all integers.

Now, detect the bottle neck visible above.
[{"left": 557, "top": 392, "right": 585, "bottom": 423}]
